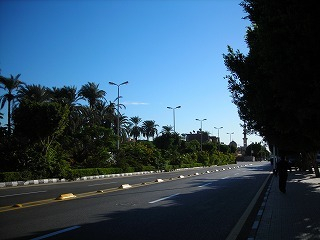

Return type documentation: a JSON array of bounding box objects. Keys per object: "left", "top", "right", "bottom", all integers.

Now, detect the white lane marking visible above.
[
  {"left": 198, "top": 183, "right": 212, "bottom": 188},
  {"left": 88, "top": 181, "right": 117, "bottom": 187},
  {"left": 252, "top": 220, "right": 259, "bottom": 230},
  {"left": 149, "top": 193, "right": 180, "bottom": 204},
  {"left": 222, "top": 177, "right": 229, "bottom": 179},
  {"left": 0, "top": 190, "right": 47, "bottom": 198},
  {"left": 31, "top": 226, "right": 80, "bottom": 240},
  {"left": 140, "top": 177, "right": 154, "bottom": 180},
  {"left": 234, "top": 173, "right": 240, "bottom": 176}
]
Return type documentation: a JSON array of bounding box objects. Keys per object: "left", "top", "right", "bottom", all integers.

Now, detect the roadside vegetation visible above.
[{"left": 0, "top": 79, "right": 237, "bottom": 182}]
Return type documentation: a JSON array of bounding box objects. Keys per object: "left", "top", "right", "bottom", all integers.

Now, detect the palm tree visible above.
[
  {"left": 50, "top": 86, "right": 81, "bottom": 135},
  {"left": 118, "top": 115, "right": 129, "bottom": 143},
  {"left": 17, "top": 84, "right": 50, "bottom": 103},
  {"left": 129, "top": 116, "right": 142, "bottom": 141},
  {"left": 78, "top": 82, "right": 106, "bottom": 109},
  {"left": 0, "top": 74, "right": 25, "bottom": 134},
  {"left": 50, "top": 86, "right": 79, "bottom": 107},
  {"left": 102, "top": 101, "right": 116, "bottom": 129},
  {"left": 142, "top": 120, "right": 159, "bottom": 141},
  {"left": 161, "top": 125, "right": 173, "bottom": 135},
  {"left": 77, "top": 105, "right": 98, "bottom": 127}
]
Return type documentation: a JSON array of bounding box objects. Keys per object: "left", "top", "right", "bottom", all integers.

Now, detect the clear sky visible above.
[{"left": 0, "top": 0, "right": 263, "bottom": 146}]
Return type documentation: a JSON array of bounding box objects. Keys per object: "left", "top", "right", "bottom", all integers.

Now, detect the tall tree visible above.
[
  {"left": 13, "top": 101, "right": 69, "bottom": 148},
  {"left": 50, "top": 86, "right": 79, "bottom": 107},
  {"left": 50, "top": 86, "right": 81, "bottom": 135},
  {"left": 129, "top": 116, "right": 142, "bottom": 141},
  {"left": 17, "top": 84, "right": 49, "bottom": 103},
  {"left": 142, "top": 120, "right": 159, "bottom": 141},
  {"left": 78, "top": 82, "right": 106, "bottom": 109},
  {"left": 117, "top": 115, "right": 129, "bottom": 143},
  {"left": 95, "top": 101, "right": 115, "bottom": 128},
  {"left": 0, "top": 74, "right": 24, "bottom": 135},
  {"left": 161, "top": 125, "right": 173, "bottom": 135},
  {"left": 223, "top": 0, "right": 320, "bottom": 175}
]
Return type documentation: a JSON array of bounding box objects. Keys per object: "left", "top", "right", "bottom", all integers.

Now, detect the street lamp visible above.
[
  {"left": 226, "top": 132, "right": 234, "bottom": 152},
  {"left": 196, "top": 118, "right": 207, "bottom": 151},
  {"left": 167, "top": 106, "right": 181, "bottom": 133},
  {"left": 109, "top": 81, "right": 129, "bottom": 150},
  {"left": 214, "top": 126, "right": 223, "bottom": 151}
]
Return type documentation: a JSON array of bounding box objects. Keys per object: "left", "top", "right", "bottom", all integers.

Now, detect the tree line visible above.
[
  {"left": 0, "top": 76, "right": 236, "bottom": 181},
  {"left": 223, "top": 0, "right": 320, "bottom": 176}
]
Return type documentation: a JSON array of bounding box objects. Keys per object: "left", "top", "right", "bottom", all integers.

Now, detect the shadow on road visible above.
[{"left": 4, "top": 164, "right": 278, "bottom": 240}]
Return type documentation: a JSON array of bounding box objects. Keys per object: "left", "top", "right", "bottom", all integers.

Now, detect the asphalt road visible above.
[{"left": 0, "top": 162, "right": 272, "bottom": 240}]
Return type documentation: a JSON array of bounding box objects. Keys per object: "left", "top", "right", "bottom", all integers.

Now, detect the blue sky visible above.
[{"left": 0, "top": 0, "right": 263, "bottom": 146}]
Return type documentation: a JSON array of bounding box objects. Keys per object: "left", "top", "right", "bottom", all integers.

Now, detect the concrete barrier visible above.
[
  {"left": 118, "top": 184, "right": 132, "bottom": 189},
  {"left": 56, "top": 193, "right": 76, "bottom": 200}
]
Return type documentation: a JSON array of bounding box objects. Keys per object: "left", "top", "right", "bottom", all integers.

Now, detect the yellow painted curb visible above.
[
  {"left": 55, "top": 193, "right": 76, "bottom": 200},
  {"left": 12, "top": 204, "right": 23, "bottom": 208}
]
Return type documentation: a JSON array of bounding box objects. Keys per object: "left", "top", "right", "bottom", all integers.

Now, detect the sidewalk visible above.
[{"left": 254, "top": 171, "right": 320, "bottom": 240}]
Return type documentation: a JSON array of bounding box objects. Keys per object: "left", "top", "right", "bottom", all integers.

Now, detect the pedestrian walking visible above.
[{"left": 277, "top": 155, "right": 289, "bottom": 193}]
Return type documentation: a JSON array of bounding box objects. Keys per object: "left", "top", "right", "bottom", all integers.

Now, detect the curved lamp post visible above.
[
  {"left": 109, "top": 81, "right": 128, "bottom": 149},
  {"left": 167, "top": 106, "right": 181, "bottom": 133},
  {"left": 196, "top": 118, "right": 207, "bottom": 151}
]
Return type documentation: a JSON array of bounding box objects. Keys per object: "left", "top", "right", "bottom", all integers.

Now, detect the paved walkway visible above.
[{"left": 254, "top": 170, "right": 320, "bottom": 240}]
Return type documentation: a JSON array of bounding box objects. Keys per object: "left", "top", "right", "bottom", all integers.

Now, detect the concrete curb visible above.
[
  {"left": 0, "top": 163, "right": 254, "bottom": 188},
  {"left": 0, "top": 171, "right": 154, "bottom": 188},
  {"left": 0, "top": 178, "right": 66, "bottom": 188}
]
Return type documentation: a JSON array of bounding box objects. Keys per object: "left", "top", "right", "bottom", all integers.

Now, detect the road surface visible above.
[{"left": 0, "top": 162, "right": 272, "bottom": 240}]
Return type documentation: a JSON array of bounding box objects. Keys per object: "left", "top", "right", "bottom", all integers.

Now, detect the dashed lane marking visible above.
[
  {"left": 0, "top": 190, "right": 47, "bottom": 198},
  {"left": 31, "top": 226, "right": 80, "bottom": 240},
  {"left": 87, "top": 182, "right": 117, "bottom": 187},
  {"left": 198, "top": 183, "right": 212, "bottom": 188},
  {"left": 149, "top": 193, "right": 180, "bottom": 204}
]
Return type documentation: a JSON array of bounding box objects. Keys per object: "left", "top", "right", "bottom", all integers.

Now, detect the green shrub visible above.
[
  {"left": 0, "top": 172, "right": 21, "bottom": 182},
  {"left": 70, "top": 168, "right": 99, "bottom": 178},
  {"left": 97, "top": 168, "right": 123, "bottom": 175},
  {"left": 116, "top": 142, "right": 161, "bottom": 170},
  {"left": 197, "top": 151, "right": 210, "bottom": 166},
  {"left": 211, "top": 151, "right": 236, "bottom": 166},
  {"left": 180, "top": 163, "right": 202, "bottom": 168},
  {"left": 141, "top": 165, "right": 156, "bottom": 171},
  {"left": 0, "top": 171, "right": 34, "bottom": 182}
]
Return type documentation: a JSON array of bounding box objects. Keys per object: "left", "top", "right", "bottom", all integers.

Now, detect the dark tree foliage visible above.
[
  {"left": 224, "top": 0, "right": 320, "bottom": 156},
  {"left": 13, "top": 101, "right": 69, "bottom": 142},
  {"left": 153, "top": 132, "right": 181, "bottom": 151}
]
